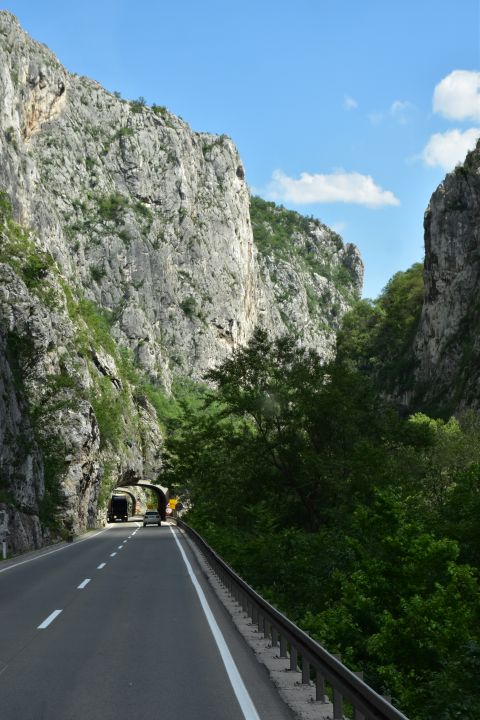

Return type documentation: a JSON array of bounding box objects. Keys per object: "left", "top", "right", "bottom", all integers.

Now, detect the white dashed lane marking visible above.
[{"left": 38, "top": 610, "right": 63, "bottom": 629}]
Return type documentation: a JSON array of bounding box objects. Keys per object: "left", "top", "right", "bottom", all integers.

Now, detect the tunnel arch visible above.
[
  {"left": 114, "top": 480, "right": 168, "bottom": 520},
  {"left": 111, "top": 489, "right": 138, "bottom": 516}
]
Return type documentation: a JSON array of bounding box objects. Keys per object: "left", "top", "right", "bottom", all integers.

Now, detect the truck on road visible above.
[{"left": 108, "top": 495, "right": 129, "bottom": 522}]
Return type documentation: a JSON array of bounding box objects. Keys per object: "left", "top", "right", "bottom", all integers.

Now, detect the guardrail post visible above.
[
  {"left": 302, "top": 658, "right": 310, "bottom": 685},
  {"left": 290, "top": 645, "right": 298, "bottom": 671},
  {"left": 271, "top": 626, "right": 278, "bottom": 647},
  {"left": 258, "top": 613, "right": 265, "bottom": 635},
  {"left": 316, "top": 670, "right": 327, "bottom": 702},
  {"left": 333, "top": 687, "right": 343, "bottom": 720},
  {"left": 280, "top": 634, "right": 287, "bottom": 658}
]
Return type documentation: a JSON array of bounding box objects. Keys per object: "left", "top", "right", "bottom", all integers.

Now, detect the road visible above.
[{"left": 0, "top": 521, "right": 294, "bottom": 720}]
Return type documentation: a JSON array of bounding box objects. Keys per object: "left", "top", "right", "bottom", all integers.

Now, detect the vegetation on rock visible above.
[{"left": 250, "top": 195, "right": 355, "bottom": 295}]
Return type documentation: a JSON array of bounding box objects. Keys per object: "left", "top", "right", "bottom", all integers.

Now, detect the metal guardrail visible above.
[{"left": 178, "top": 520, "right": 410, "bottom": 720}]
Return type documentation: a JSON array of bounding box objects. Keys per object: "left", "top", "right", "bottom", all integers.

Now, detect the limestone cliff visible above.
[
  {"left": 0, "top": 11, "right": 361, "bottom": 381},
  {"left": 0, "top": 193, "right": 164, "bottom": 552},
  {"left": 414, "top": 139, "right": 480, "bottom": 414},
  {"left": 251, "top": 197, "right": 363, "bottom": 359},
  {"left": 0, "top": 11, "right": 362, "bottom": 552}
]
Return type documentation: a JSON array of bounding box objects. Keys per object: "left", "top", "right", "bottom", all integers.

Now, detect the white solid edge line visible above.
[
  {"left": 77, "top": 578, "right": 91, "bottom": 589},
  {"left": 0, "top": 526, "right": 110, "bottom": 575},
  {"left": 97, "top": 563, "right": 106, "bottom": 569},
  {"left": 170, "top": 526, "right": 261, "bottom": 720},
  {"left": 38, "top": 609, "right": 62, "bottom": 629}
]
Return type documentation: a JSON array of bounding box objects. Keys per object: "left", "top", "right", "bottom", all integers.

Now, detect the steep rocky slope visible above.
[
  {"left": 414, "top": 139, "right": 480, "bottom": 414},
  {"left": 0, "top": 193, "right": 163, "bottom": 552},
  {"left": 0, "top": 11, "right": 362, "bottom": 552},
  {"left": 251, "top": 197, "right": 363, "bottom": 357}
]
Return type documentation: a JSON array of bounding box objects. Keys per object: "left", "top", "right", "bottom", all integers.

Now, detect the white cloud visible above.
[
  {"left": 265, "top": 169, "right": 400, "bottom": 208},
  {"left": 390, "top": 100, "right": 413, "bottom": 124},
  {"left": 344, "top": 94, "right": 358, "bottom": 110},
  {"left": 433, "top": 70, "right": 480, "bottom": 122},
  {"left": 421, "top": 128, "right": 480, "bottom": 170}
]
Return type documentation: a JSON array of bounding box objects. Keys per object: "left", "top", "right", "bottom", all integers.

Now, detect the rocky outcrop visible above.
[
  {"left": 414, "top": 139, "right": 480, "bottom": 414},
  {"left": 0, "top": 327, "right": 46, "bottom": 553},
  {"left": 0, "top": 11, "right": 362, "bottom": 552},
  {"left": 252, "top": 197, "right": 363, "bottom": 360}
]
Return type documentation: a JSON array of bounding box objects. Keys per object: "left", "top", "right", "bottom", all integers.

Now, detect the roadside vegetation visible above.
[{"left": 165, "top": 279, "right": 480, "bottom": 720}]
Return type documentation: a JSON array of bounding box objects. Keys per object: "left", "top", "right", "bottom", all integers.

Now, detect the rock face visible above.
[
  {"left": 251, "top": 197, "right": 363, "bottom": 360},
  {"left": 0, "top": 11, "right": 363, "bottom": 552},
  {"left": 0, "top": 327, "right": 46, "bottom": 553},
  {"left": 0, "top": 196, "right": 164, "bottom": 552},
  {"left": 414, "top": 140, "right": 480, "bottom": 414}
]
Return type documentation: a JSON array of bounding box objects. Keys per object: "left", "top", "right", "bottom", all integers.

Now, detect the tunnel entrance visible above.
[{"left": 113, "top": 481, "right": 168, "bottom": 520}]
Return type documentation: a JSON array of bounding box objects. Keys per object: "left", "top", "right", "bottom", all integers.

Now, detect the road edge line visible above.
[{"left": 170, "top": 526, "right": 261, "bottom": 720}]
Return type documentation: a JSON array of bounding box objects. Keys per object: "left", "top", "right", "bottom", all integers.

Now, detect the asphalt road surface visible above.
[{"left": 0, "top": 521, "right": 295, "bottom": 720}]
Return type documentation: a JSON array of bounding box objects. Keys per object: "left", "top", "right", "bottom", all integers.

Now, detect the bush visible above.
[
  {"left": 180, "top": 296, "right": 197, "bottom": 318},
  {"left": 90, "top": 265, "right": 106, "bottom": 283},
  {"left": 97, "top": 193, "right": 129, "bottom": 223}
]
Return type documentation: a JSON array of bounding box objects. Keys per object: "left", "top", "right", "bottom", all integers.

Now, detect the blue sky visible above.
[{"left": 3, "top": 0, "right": 480, "bottom": 298}]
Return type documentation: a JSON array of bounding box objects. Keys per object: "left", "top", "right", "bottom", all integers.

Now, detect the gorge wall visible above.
[
  {"left": 414, "top": 139, "right": 480, "bottom": 415},
  {"left": 0, "top": 11, "right": 362, "bottom": 553}
]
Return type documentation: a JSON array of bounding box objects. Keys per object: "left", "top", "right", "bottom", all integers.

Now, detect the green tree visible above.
[
  {"left": 337, "top": 263, "right": 424, "bottom": 396},
  {"left": 301, "top": 489, "right": 480, "bottom": 719},
  {"left": 202, "top": 328, "right": 395, "bottom": 530}
]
